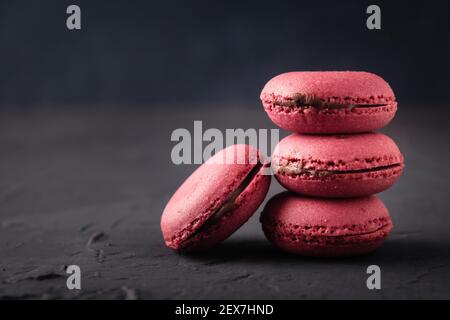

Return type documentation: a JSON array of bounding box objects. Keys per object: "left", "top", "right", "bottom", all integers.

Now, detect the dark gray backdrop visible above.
[
  {"left": 1, "top": 0, "right": 449, "bottom": 107},
  {"left": 0, "top": 0, "right": 449, "bottom": 299}
]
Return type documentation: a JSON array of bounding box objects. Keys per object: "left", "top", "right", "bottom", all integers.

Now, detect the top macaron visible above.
[{"left": 260, "top": 71, "right": 397, "bottom": 134}]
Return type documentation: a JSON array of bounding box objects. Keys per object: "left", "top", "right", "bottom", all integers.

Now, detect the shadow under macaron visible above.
[{"left": 175, "top": 234, "right": 449, "bottom": 267}]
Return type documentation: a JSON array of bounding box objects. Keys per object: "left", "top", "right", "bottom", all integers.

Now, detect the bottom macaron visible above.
[{"left": 260, "top": 192, "right": 393, "bottom": 257}]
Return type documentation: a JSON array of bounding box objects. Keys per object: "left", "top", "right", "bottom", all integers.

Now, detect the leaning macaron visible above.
[
  {"left": 260, "top": 71, "right": 397, "bottom": 134},
  {"left": 272, "top": 133, "right": 404, "bottom": 198},
  {"left": 161, "top": 144, "right": 271, "bottom": 251},
  {"left": 261, "top": 192, "right": 393, "bottom": 257}
]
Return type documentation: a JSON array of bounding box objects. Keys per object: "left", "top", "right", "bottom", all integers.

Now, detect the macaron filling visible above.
[
  {"left": 178, "top": 161, "right": 265, "bottom": 248},
  {"left": 273, "top": 162, "right": 403, "bottom": 178},
  {"left": 262, "top": 94, "right": 396, "bottom": 113}
]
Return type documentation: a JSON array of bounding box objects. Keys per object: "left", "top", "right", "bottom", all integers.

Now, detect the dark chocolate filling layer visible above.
[
  {"left": 270, "top": 95, "right": 390, "bottom": 109},
  {"left": 274, "top": 163, "right": 402, "bottom": 178},
  {"left": 181, "top": 162, "right": 264, "bottom": 246}
]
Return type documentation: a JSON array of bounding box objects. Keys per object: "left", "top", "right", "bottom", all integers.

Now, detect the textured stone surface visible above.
[{"left": 0, "top": 105, "right": 449, "bottom": 299}]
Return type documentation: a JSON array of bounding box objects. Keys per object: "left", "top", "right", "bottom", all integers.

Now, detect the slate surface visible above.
[{"left": 0, "top": 105, "right": 449, "bottom": 299}]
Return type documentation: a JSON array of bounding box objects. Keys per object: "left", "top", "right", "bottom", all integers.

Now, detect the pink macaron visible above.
[
  {"left": 272, "top": 133, "right": 404, "bottom": 198},
  {"left": 261, "top": 192, "right": 393, "bottom": 257},
  {"left": 260, "top": 71, "right": 397, "bottom": 134},
  {"left": 161, "top": 144, "right": 271, "bottom": 251}
]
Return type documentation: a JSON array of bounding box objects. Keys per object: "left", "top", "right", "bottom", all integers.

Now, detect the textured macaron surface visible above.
[
  {"left": 261, "top": 192, "right": 393, "bottom": 256},
  {"left": 260, "top": 71, "right": 397, "bottom": 133},
  {"left": 161, "top": 144, "right": 270, "bottom": 250},
  {"left": 272, "top": 133, "right": 404, "bottom": 172},
  {"left": 272, "top": 133, "right": 404, "bottom": 197},
  {"left": 261, "top": 71, "right": 395, "bottom": 106}
]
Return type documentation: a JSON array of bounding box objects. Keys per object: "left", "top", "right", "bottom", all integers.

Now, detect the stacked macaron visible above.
[
  {"left": 260, "top": 71, "right": 404, "bottom": 256},
  {"left": 160, "top": 71, "right": 403, "bottom": 257}
]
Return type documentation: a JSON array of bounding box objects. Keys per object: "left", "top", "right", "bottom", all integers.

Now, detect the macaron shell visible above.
[
  {"left": 260, "top": 71, "right": 395, "bottom": 105},
  {"left": 261, "top": 71, "right": 397, "bottom": 134},
  {"left": 181, "top": 166, "right": 271, "bottom": 251},
  {"left": 273, "top": 133, "right": 403, "bottom": 170},
  {"left": 261, "top": 193, "right": 393, "bottom": 257},
  {"left": 272, "top": 133, "right": 404, "bottom": 198},
  {"left": 161, "top": 144, "right": 270, "bottom": 250}
]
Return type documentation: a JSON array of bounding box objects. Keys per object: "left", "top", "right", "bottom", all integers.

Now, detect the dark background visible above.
[
  {"left": 1, "top": 0, "right": 449, "bottom": 107},
  {"left": 1, "top": 0, "right": 450, "bottom": 300}
]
